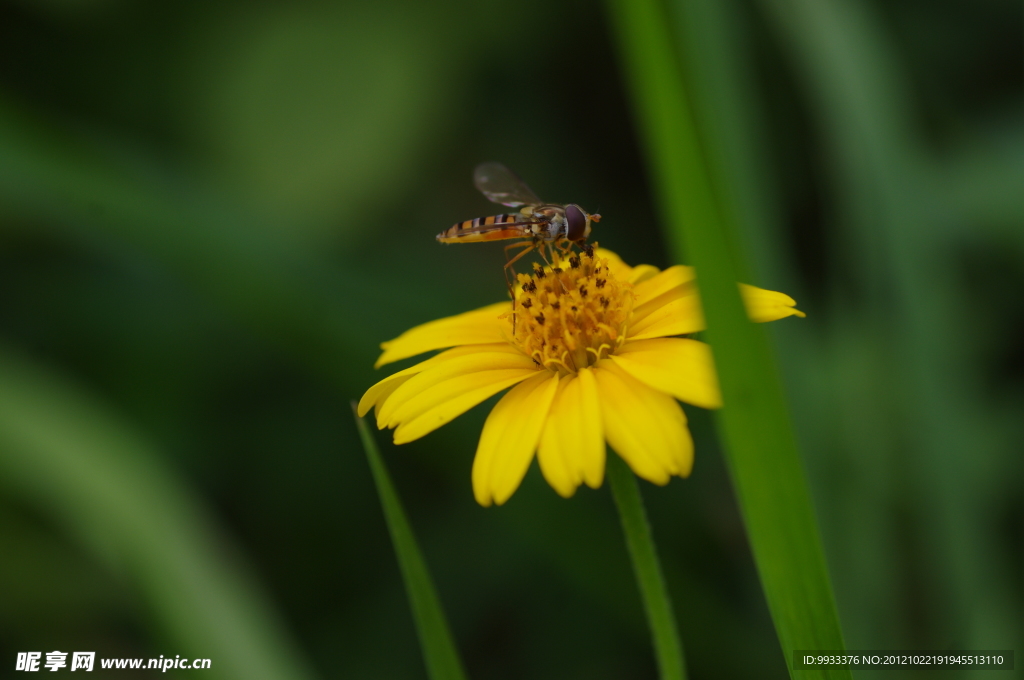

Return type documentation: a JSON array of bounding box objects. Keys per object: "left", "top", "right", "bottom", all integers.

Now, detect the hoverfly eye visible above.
[{"left": 565, "top": 204, "right": 588, "bottom": 242}]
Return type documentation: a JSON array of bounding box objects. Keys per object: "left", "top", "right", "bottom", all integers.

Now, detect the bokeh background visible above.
[{"left": 0, "top": 0, "right": 1020, "bottom": 678}]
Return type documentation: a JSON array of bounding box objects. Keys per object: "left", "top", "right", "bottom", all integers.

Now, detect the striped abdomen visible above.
[{"left": 436, "top": 213, "right": 529, "bottom": 243}]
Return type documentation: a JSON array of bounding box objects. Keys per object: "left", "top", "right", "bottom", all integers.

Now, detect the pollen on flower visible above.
[{"left": 508, "top": 248, "right": 634, "bottom": 375}]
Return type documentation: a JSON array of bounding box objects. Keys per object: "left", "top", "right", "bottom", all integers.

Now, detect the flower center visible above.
[{"left": 509, "top": 248, "right": 634, "bottom": 375}]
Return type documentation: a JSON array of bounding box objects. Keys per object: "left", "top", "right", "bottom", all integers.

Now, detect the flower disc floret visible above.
[{"left": 511, "top": 251, "right": 633, "bottom": 375}]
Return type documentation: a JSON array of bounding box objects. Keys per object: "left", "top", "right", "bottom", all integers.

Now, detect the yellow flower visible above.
[{"left": 358, "top": 248, "right": 803, "bottom": 506}]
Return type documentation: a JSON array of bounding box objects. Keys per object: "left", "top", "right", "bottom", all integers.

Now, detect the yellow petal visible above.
[
  {"left": 594, "top": 248, "right": 633, "bottom": 280},
  {"left": 537, "top": 368, "right": 605, "bottom": 497},
  {"left": 375, "top": 302, "right": 510, "bottom": 367},
  {"left": 628, "top": 275, "right": 804, "bottom": 339},
  {"left": 739, "top": 284, "right": 806, "bottom": 322},
  {"left": 632, "top": 265, "right": 696, "bottom": 306},
  {"left": 535, "top": 378, "right": 578, "bottom": 497},
  {"left": 592, "top": 360, "right": 694, "bottom": 485},
  {"left": 369, "top": 374, "right": 411, "bottom": 420},
  {"left": 626, "top": 264, "right": 661, "bottom": 285},
  {"left": 357, "top": 344, "right": 484, "bottom": 417},
  {"left": 392, "top": 369, "right": 538, "bottom": 444},
  {"left": 610, "top": 338, "right": 722, "bottom": 409},
  {"left": 627, "top": 266, "right": 704, "bottom": 340},
  {"left": 472, "top": 371, "right": 560, "bottom": 506},
  {"left": 377, "top": 345, "right": 534, "bottom": 428},
  {"left": 628, "top": 294, "right": 705, "bottom": 340}
]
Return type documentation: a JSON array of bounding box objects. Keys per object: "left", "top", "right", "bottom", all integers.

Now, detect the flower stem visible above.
[
  {"left": 351, "top": 405, "right": 468, "bottom": 680},
  {"left": 606, "top": 452, "right": 687, "bottom": 680}
]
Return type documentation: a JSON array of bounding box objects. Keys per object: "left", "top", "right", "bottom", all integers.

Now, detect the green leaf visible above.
[
  {"left": 0, "top": 344, "right": 315, "bottom": 680},
  {"left": 352, "top": 407, "right": 468, "bottom": 680},
  {"left": 604, "top": 1, "right": 850, "bottom": 678}
]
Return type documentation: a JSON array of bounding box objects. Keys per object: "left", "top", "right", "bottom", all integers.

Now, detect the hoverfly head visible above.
[{"left": 565, "top": 204, "right": 597, "bottom": 243}]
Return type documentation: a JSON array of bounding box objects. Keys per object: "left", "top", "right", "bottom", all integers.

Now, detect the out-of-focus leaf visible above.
[
  {"left": 756, "top": 0, "right": 1021, "bottom": 651},
  {"left": 941, "top": 127, "right": 1024, "bottom": 234},
  {"left": 0, "top": 99, "right": 433, "bottom": 387},
  {"left": 185, "top": 4, "right": 458, "bottom": 235},
  {"left": 0, "top": 344, "right": 316, "bottom": 680}
]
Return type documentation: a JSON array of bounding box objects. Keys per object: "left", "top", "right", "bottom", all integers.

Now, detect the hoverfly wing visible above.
[{"left": 473, "top": 162, "right": 542, "bottom": 208}]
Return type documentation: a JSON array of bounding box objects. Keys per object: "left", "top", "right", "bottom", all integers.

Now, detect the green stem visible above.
[
  {"left": 606, "top": 452, "right": 687, "bottom": 680},
  {"left": 352, "top": 405, "right": 468, "bottom": 680}
]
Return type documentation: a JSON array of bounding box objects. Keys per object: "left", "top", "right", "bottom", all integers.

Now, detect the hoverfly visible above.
[{"left": 436, "top": 162, "right": 601, "bottom": 283}]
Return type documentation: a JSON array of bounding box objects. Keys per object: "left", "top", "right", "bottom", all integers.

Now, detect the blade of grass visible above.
[
  {"left": 0, "top": 344, "right": 315, "bottom": 680},
  {"left": 605, "top": 1, "right": 850, "bottom": 677},
  {"left": 606, "top": 452, "right": 687, "bottom": 680},
  {"left": 351, "top": 406, "right": 468, "bottom": 680}
]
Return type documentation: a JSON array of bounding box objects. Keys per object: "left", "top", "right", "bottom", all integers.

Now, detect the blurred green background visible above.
[{"left": 0, "top": 0, "right": 1020, "bottom": 678}]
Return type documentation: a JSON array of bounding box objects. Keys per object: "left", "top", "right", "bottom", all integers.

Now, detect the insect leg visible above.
[
  {"left": 503, "top": 241, "right": 535, "bottom": 290},
  {"left": 504, "top": 240, "right": 537, "bottom": 335},
  {"left": 534, "top": 241, "right": 572, "bottom": 294}
]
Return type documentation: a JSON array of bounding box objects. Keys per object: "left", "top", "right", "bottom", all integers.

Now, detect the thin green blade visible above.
[
  {"left": 352, "top": 408, "right": 468, "bottom": 680},
  {"left": 605, "top": 1, "right": 850, "bottom": 678},
  {"left": 606, "top": 453, "right": 687, "bottom": 680}
]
